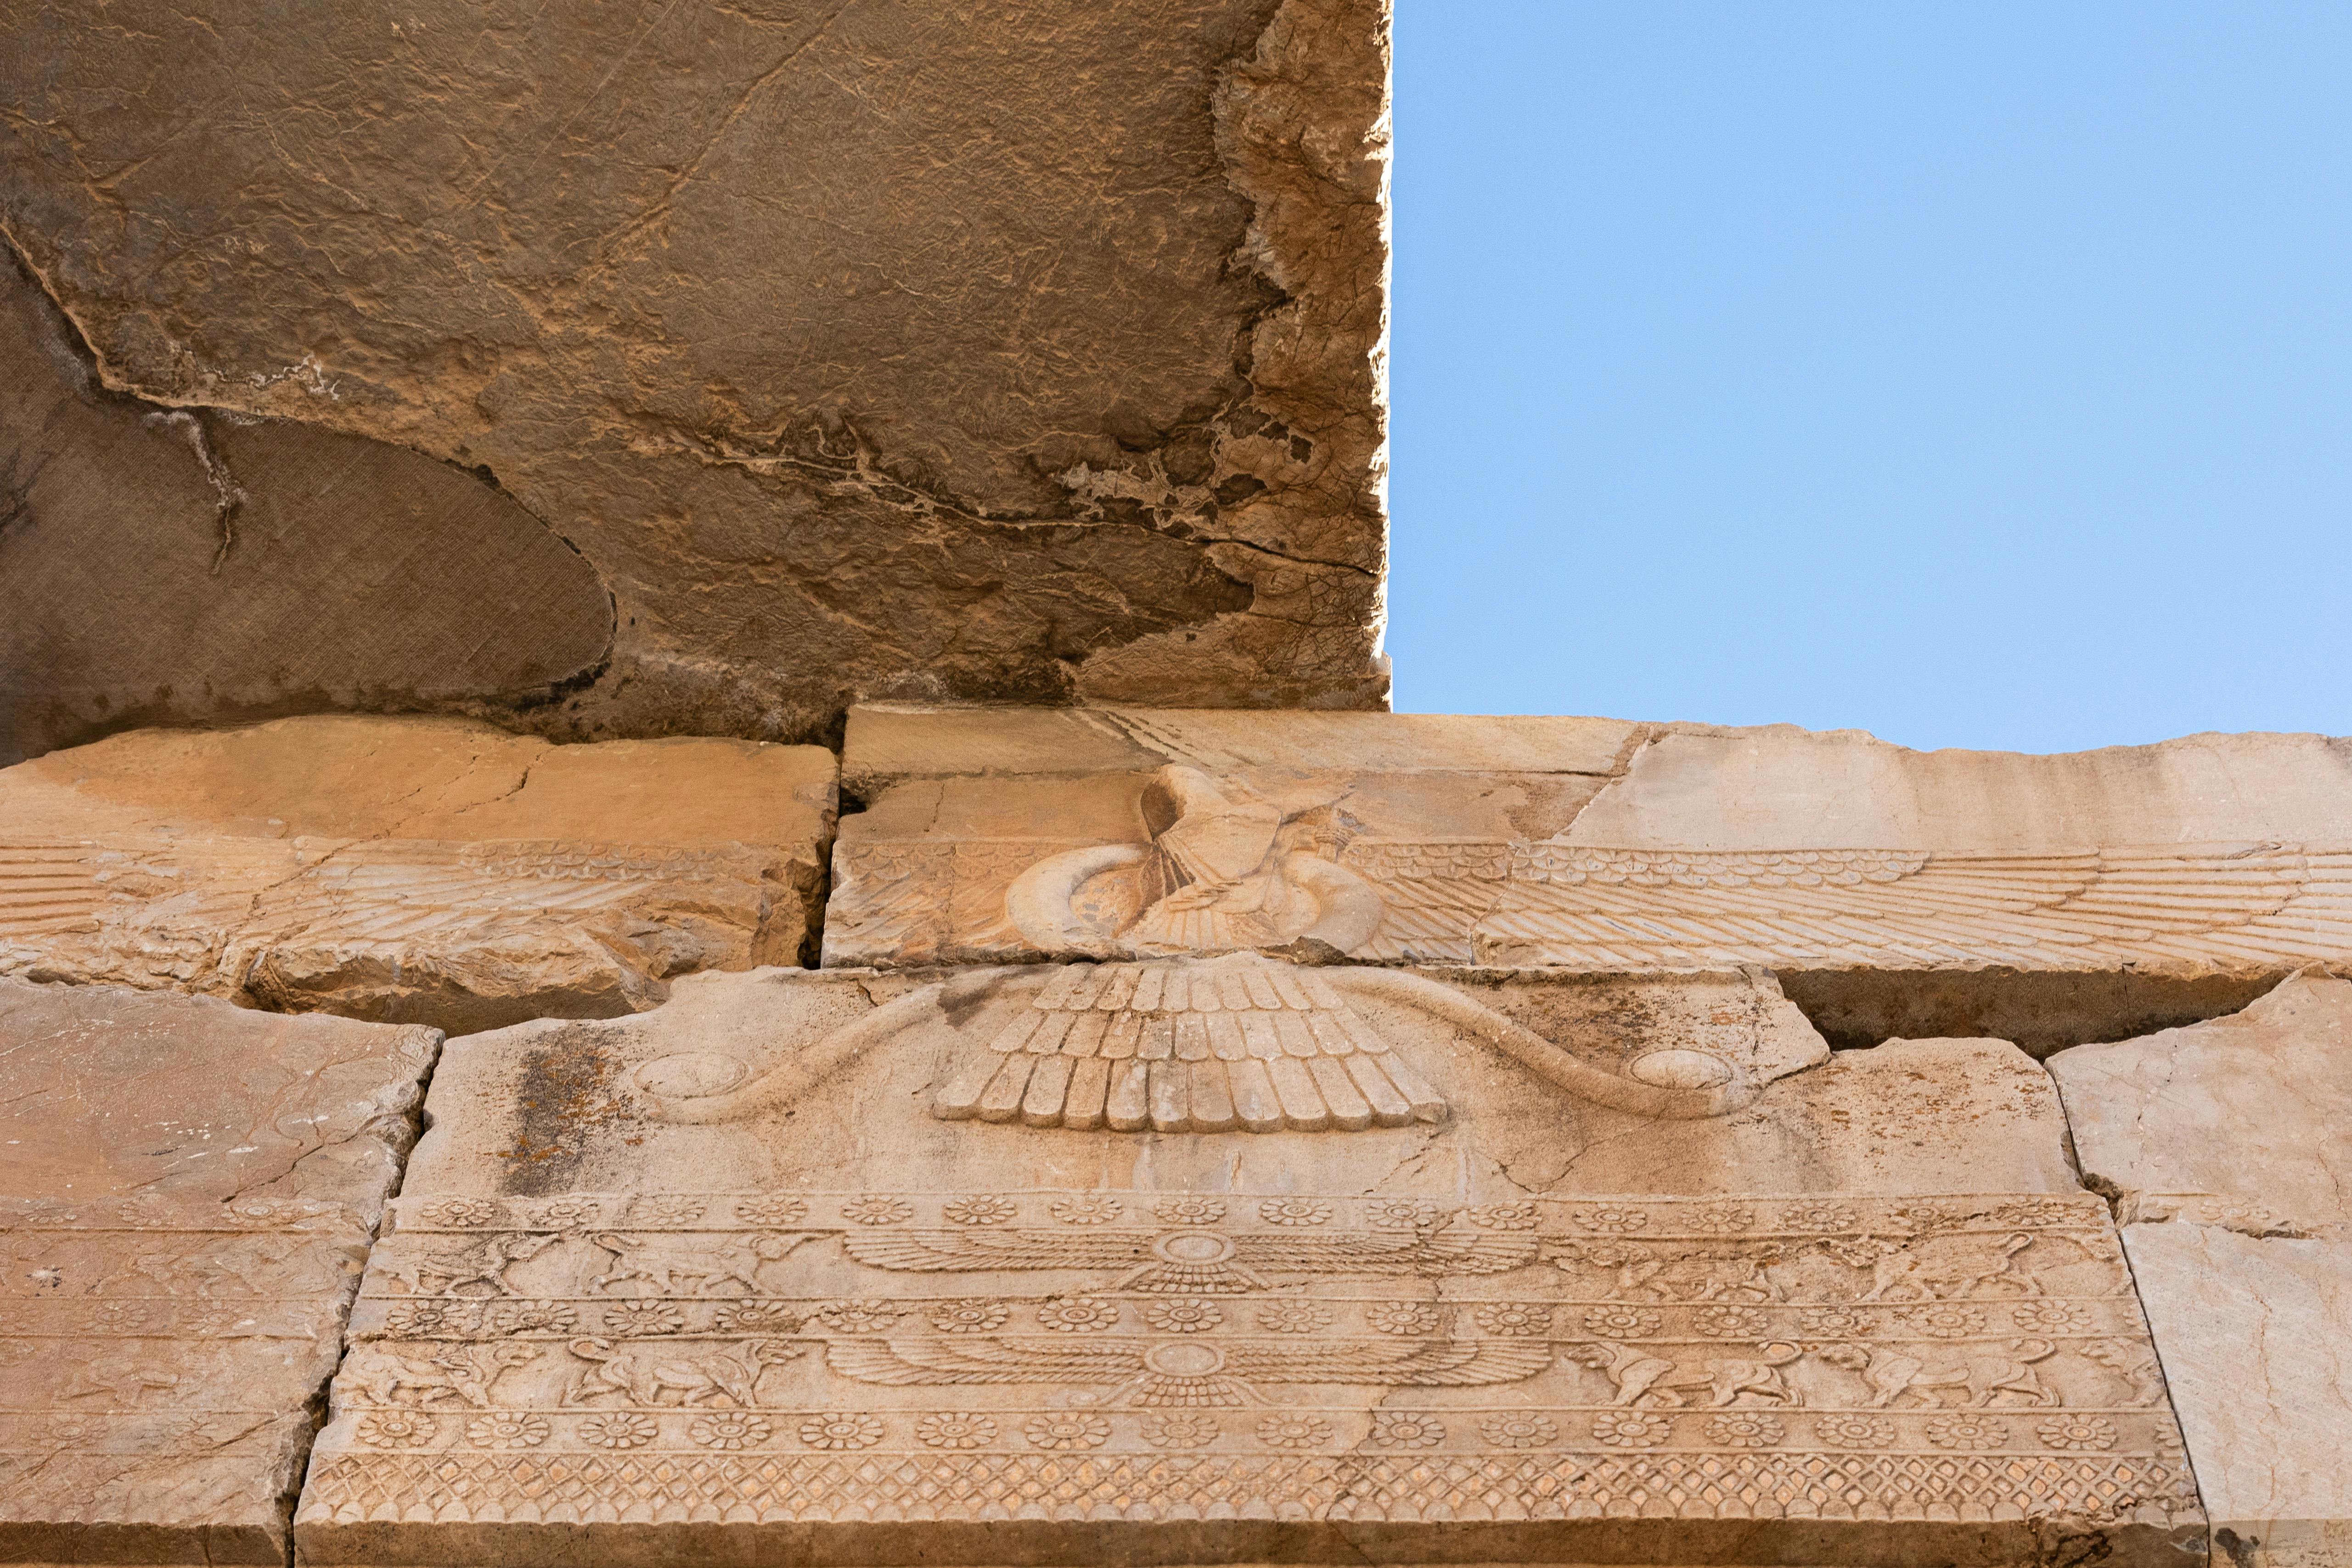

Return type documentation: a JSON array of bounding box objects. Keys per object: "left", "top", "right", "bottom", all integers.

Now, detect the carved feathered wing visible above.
[
  {"left": 825, "top": 846, "right": 957, "bottom": 963},
  {"left": 827, "top": 1337, "right": 1145, "bottom": 1385},
  {"left": 0, "top": 835, "right": 776, "bottom": 956},
  {"left": 0, "top": 842, "right": 128, "bottom": 938},
  {"left": 833, "top": 841, "right": 1097, "bottom": 962},
  {"left": 238, "top": 840, "right": 767, "bottom": 947},
  {"left": 838, "top": 1230, "right": 1159, "bottom": 1273},
  {"left": 825, "top": 1336, "right": 1552, "bottom": 1391},
  {"left": 0, "top": 837, "right": 295, "bottom": 939},
  {"left": 1231, "top": 1231, "right": 1541, "bottom": 1277},
  {"left": 1340, "top": 842, "right": 2352, "bottom": 969},
  {"left": 1222, "top": 1338, "right": 1554, "bottom": 1387},
  {"left": 1338, "top": 843, "right": 1511, "bottom": 963}
]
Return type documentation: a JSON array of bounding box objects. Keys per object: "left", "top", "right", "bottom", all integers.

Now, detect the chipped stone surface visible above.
[
  {"left": 1565, "top": 724, "right": 2352, "bottom": 850},
  {"left": 295, "top": 959, "right": 2196, "bottom": 1565},
  {"left": 838, "top": 705, "right": 1643, "bottom": 798},
  {"left": 0, "top": 246, "right": 615, "bottom": 768},
  {"left": 829, "top": 707, "right": 2352, "bottom": 1007},
  {"left": 2049, "top": 972, "right": 2351, "bottom": 1241},
  {"left": 0, "top": 0, "right": 1391, "bottom": 742},
  {"left": 2049, "top": 975, "right": 2352, "bottom": 1566},
  {"left": 0, "top": 977, "right": 437, "bottom": 1564},
  {"left": 0, "top": 716, "right": 835, "bottom": 1033}
]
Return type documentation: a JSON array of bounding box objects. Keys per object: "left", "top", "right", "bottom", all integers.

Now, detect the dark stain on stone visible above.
[
  {"left": 500, "top": 1025, "right": 637, "bottom": 1195},
  {"left": 937, "top": 969, "right": 1007, "bottom": 1028}
]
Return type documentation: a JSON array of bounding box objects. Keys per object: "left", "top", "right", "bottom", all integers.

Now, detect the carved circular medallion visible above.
[
  {"left": 1153, "top": 1231, "right": 1236, "bottom": 1265},
  {"left": 1626, "top": 1049, "right": 1734, "bottom": 1089},
  {"left": 1144, "top": 1342, "right": 1226, "bottom": 1377},
  {"left": 633, "top": 1052, "right": 752, "bottom": 1098}
]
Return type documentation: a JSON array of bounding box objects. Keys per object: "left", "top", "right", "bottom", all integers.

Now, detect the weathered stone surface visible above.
[
  {"left": 2050, "top": 972, "right": 2351, "bottom": 1241},
  {"left": 0, "top": 716, "right": 835, "bottom": 1032},
  {"left": 0, "top": 0, "right": 1391, "bottom": 743},
  {"left": 296, "top": 958, "right": 2197, "bottom": 1565},
  {"left": 0, "top": 977, "right": 437, "bottom": 1564},
  {"left": 2112, "top": 1229, "right": 2352, "bottom": 1568},
  {"left": 1566, "top": 724, "right": 2352, "bottom": 850},
  {"left": 830, "top": 706, "right": 2352, "bottom": 1044},
  {"left": 837, "top": 706, "right": 1644, "bottom": 799},
  {"left": 2049, "top": 974, "right": 2352, "bottom": 1566},
  {"left": 0, "top": 245, "right": 616, "bottom": 768}
]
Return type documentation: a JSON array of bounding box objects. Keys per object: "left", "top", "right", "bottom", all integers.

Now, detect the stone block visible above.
[
  {"left": 0, "top": 246, "right": 614, "bottom": 768},
  {"left": 0, "top": 0, "right": 1392, "bottom": 740},
  {"left": 2115, "top": 1226, "right": 2352, "bottom": 1568},
  {"left": 296, "top": 957, "right": 2197, "bottom": 1565},
  {"left": 0, "top": 716, "right": 836, "bottom": 1033},
  {"left": 2049, "top": 974, "right": 2352, "bottom": 1566},
  {"left": 0, "top": 978, "right": 437, "bottom": 1564}
]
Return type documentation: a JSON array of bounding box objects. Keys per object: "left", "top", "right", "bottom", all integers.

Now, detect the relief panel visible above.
[
  {"left": 828, "top": 760, "right": 2352, "bottom": 975},
  {"left": 294, "top": 958, "right": 2197, "bottom": 1564},
  {"left": 304, "top": 1191, "right": 2194, "bottom": 1541}
]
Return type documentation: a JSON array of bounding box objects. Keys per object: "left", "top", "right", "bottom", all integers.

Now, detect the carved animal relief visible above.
[
  {"left": 302, "top": 1190, "right": 2197, "bottom": 1534},
  {"left": 0, "top": 1197, "right": 370, "bottom": 1525}
]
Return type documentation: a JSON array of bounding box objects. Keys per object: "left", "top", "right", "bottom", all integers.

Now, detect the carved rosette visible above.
[{"left": 300, "top": 1189, "right": 2200, "bottom": 1532}]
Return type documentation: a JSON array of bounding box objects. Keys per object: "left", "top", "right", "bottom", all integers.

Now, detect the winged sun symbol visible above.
[
  {"left": 840, "top": 1225, "right": 1539, "bottom": 1294},
  {"left": 827, "top": 1334, "right": 1553, "bottom": 1407}
]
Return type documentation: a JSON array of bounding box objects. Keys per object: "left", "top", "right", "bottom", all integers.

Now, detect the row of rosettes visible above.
[
  {"left": 0, "top": 1195, "right": 364, "bottom": 1231},
  {"left": 350, "top": 1295, "right": 2141, "bottom": 1342},
  {"left": 0, "top": 1410, "right": 295, "bottom": 1451},
  {"left": 0, "top": 1302, "right": 333, "bottom": 1336},
  {"left": 331, "top": 1405, "right": 2154, "bottom": 1458},
  {"left": 1503, "top": 844, "right": 1929, "bottom": 889},
  {"left": 387, "top": 1192, "right": 2108, "bottom": 1235},
  {"left": 453, "top": 839, "right": 762, "bottom": 882}
]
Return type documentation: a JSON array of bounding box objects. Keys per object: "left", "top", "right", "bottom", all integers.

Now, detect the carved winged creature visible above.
[
  {"left": 1007, "top": 766, "right": 1385, "bottom": 956},
  {"left": 839, "top": 1223, "right": 1539, "bottom": 1293},
  {"left": 0, "top": 832, "right": 767, "bottom": 1000},
  {"left": 827, "top": 1333, "right": 1552, "bottom": 1407},
  {"left": 644, "top": 953, "right": 1767, "bottom": 1130}
]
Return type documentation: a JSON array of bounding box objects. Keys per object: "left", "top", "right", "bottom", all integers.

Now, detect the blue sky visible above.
[{"left": 1387, "top": 2, "right": 2352, "bottom": 753}]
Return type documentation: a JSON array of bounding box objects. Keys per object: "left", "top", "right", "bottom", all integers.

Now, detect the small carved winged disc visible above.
[
  {"left": 827, "top": 1333, "right": 1554, "bottom": 1407},
  {"left": 841, "top": 1224, "right": 1540, "bottom": 1293}
]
